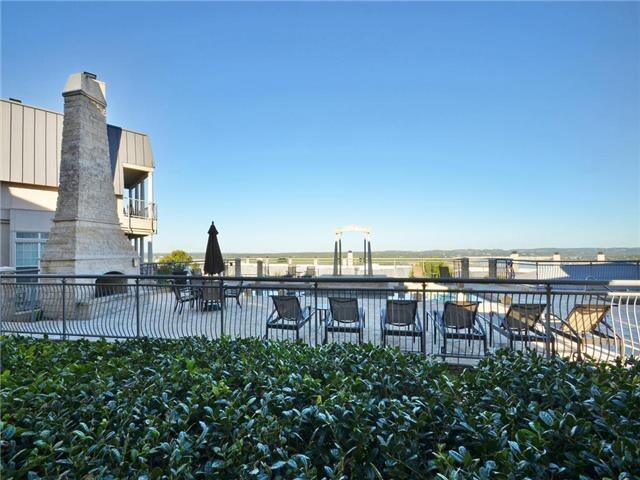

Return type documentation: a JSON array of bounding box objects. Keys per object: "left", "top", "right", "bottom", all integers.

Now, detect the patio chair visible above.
[
  {"left": 488, "top": 303, "right": 551, "bottom": 352},
  {"left": 325, "top": 297, "right": 365, "bottom": 344},
  {"left": 380, "top": 300, "right": 424, "bottom": 353},
  {"left": 199, "top": 280, "right": 223, "bottom": 312},
  {"left": 549, "top": 304, "right": 620, "bottom": 360},
  {"left": 266, "top": 295, "right": 313, "bottom": 340},
  {"left": 224, "top": 280, "right": 244, "bottom": 308},
  {"left": 433, "top": 301, "right": 486, "bottom": 356},
  {"left": 171, "top": 281, "right": 198, "bottom": 314}
]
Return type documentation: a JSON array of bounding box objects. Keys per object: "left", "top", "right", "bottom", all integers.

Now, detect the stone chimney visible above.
[{"left": 40, "top": 72, "right": 138, "bottom": 277}]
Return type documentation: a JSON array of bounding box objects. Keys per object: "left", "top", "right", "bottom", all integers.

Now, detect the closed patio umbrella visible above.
[{"left": 204, "top": 222, "right": 225, "bottom": 275}]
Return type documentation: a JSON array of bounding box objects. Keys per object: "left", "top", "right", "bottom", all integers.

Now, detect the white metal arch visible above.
[{"left": 335, "top": 225, "right": 371, "bottom": 238}]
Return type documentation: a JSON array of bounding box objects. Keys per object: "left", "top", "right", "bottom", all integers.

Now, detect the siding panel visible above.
[
  {"left": 115, "top": 157, "right": 123, "bottom": 195},
  {"left": 119, "top": 130, "right": 128, "bottom": 167},
  {"left": 22, "top": 107, "right": 35, "bottom": 184},
  {"left": 45, "top": 112, "right": 58, "bottom": 186},
  {"left": 126, "top": 131, "right": 136, "bottom": 165},
  {"left": 0, "top": 102, "right": 10, "bottom": 181},
  {"left": 10, "top": 104, "right": 23, "bottom": 182},
  {"left": 56, "top": 114, "right": 62, "bottom": 180},
  {"left": 143, "top": 135, "right": 155, "bottom": 168},
  {"left": 34, "top": 110, "right": 46, "bottom": 185},
  {"left": 135, "top": 134, "right": 144, "bottom": 167}
]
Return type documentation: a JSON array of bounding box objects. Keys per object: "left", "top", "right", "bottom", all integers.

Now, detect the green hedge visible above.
[{"left": 1, "top": 337, "right": 638, "bottom": 479}]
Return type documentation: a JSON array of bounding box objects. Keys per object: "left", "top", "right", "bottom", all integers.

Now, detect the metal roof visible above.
[{"left": 0, "top": 98, "right": 154, "bottom": 193}]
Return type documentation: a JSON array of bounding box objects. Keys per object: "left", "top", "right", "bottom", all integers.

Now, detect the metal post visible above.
[
  {"left": 220, "top": 278, "right": 224, "bottom": 338},
  {"left": 422, "top": 281, "right": 428, "bottom": 344},
  {"left": 488, "top": 258, "right": 497, "bottom": 278},
  {"left": 257, "top": 260, "right": 263, "bottom": 278},
  {"left": 544, "top": 283, "right": 552, "bottom": 358},
  {"left": 139, "top": 237, "right": 145, "bottom": 265},
  {"left": 363, "top": 238, "right": 367, "bottom": 275},
  {"left": 0, "top": 268, "right": 17, "bottom": 327},
  {"left": 62, "top": 278, "right": 67, "bottom": 340},
  {"left": 333, "top": 241, "right": 338, "bottom": 276},
  {"left": 338, "top": 239, "right": 342, "bottom": 275},
  {"left": 314, "top": 281, "right": 319, "bottom": 346},
  {"left": 460, "top": 257, "right": 470, "bottom": 279},
  {"left": 367, "top": 241, "right": 372, "bottom": 276},
  {"left": 135, "top": 278, "right": 141, "bottom": 338}
]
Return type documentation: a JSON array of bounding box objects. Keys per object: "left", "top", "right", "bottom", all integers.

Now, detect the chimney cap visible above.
[{"left": 63, "top": 72, "right": 106, "bottom": 106}]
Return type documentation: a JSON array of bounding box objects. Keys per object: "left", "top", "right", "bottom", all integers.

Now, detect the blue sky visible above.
[{"left": 2, "top": 1, "right": 639, "bottom": 253}]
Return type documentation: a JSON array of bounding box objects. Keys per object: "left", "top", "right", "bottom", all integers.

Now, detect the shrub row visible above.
[{"left": 1, "top": 336, "right": 638, "bottom": 479}]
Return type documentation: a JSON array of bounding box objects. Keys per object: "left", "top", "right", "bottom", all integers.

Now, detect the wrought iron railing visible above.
[
  {"left": 12, "top": 268, "right": 40, "bottom": 312},
  {"left": 2, "top": 274, "right": 639, "bottom": 365}
]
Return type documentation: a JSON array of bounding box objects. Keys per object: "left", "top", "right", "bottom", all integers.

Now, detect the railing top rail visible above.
[
  {"left": 141, "top": 258, "right": 640, "bottom": 265},
  {"left": 3, "top": 273, "right": 640, "bottom": 288},
  {"left": 141, "top": 257, "right": 476, "bottom": 263},
  {"left": 495, "top": 258, "right": 640, "bottom": 264}
]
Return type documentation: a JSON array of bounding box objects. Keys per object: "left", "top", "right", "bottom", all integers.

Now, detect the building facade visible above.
[{"left": 0, "top": 98, "right": 156, "bottom": 271}]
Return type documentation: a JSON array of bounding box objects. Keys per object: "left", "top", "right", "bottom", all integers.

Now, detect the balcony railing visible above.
[
  {"left": 2, "top": 274, "right": 639, "bottom": 365},
  {"left": 123, "top": 198, "right": 156, "bottom": 219}
]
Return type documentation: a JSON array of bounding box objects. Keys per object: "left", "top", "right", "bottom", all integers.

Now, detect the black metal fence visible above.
[
  {"left": 495, "top": 259, "right": 640, "bottom": 281},
  {"left": 2, "top": 274, "right": 639, "bottom": 365}
]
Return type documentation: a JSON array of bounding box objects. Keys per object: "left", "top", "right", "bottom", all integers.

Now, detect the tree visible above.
[{"left": 158, "top": 250, "right": 193, "bottom": 273}]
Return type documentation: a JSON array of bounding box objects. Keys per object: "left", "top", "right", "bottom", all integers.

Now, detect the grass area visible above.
[{"left": 2, "top": 337, "right": 639, "bottom": 479}]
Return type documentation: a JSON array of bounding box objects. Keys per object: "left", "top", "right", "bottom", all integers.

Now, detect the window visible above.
[{"left": 15, "top": 232, "right": 49, "bottom": 270}]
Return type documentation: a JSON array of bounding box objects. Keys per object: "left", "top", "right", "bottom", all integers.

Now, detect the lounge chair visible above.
[
  {"left": 549, "top": 304, "right": 620, "bottom": 360},
  {"left": 489, "top": 303, "right": 551, "bottom": 352},
  {"left": 224, "top": 280, "right": 244, "bottom": 308},
  {"left": 325, "top": 297, "right": 365, "bottom": 344},
  {"left": 266, "top": 295, "right": 313, "bottom": 340},
  {"left": 433, "top": 301, "right": 487, "bottom": 356},
  {"left": 380, "top": 300, "right": 424, "bottom": 353}
]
